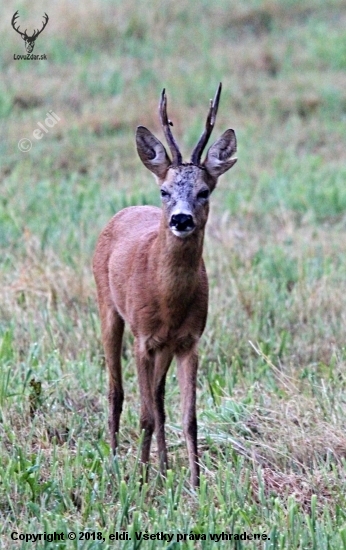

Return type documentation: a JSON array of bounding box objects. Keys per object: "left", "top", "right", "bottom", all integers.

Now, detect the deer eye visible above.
[
  {"left": 197, "top": 189, "right": 210, "bottom": 200},
  {"left": 160, "top": 189, "right": 170, "bottom": 199}
]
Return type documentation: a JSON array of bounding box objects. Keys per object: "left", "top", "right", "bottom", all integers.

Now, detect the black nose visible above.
[{"left": 170, "top": 213, "right": 195, "bottom": 232}]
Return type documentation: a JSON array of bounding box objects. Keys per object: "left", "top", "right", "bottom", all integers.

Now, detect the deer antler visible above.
[
  {"left": 31, "top": 13, "right": 49, "bottom": 40},
  {"left": 11, "top": 11, "right": 49, "bottom": 40},
  {"left": 11, "top": 10, "right": 28, "bottom": 39},
  {"left": 191, "top": 83, "right": 222, "bottom": 165},
  {"left": 159, "top": 89, "right": 183, "bottom": 167}
]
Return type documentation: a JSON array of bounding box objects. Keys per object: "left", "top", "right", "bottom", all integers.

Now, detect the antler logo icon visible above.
[{"left": 11, "top": 11, "right": 49, "bottom": 53}]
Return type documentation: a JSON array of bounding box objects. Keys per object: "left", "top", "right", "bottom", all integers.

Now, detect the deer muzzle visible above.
[{"left": 169, "top": 213, "right": 195, "bottom": 237}]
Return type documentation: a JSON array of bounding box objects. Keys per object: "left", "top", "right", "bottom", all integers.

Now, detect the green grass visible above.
[{"left": 2, "top": 0, "right": 346, "bottom": 548}]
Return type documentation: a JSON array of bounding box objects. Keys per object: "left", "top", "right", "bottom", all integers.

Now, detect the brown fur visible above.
[{"left": 93, "top": 88, "right": 237, "bottom": 487}]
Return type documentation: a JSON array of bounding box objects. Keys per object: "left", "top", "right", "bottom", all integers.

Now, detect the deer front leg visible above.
[
  {"left": 176, "top": 347, "right": 200, "bottom": 488},
  {"left": 135, "top": 341, "right": 155, "bottom": 472},
  {"left": 153, "top": 347, "right": 173, "bottom": 475},
  {"left": 136, "top": 343, "right": 173, "bottom": 479}
]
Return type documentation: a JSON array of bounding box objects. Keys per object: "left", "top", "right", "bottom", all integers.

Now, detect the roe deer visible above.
[{"left": 93, "top": 83, "right": 237, "bottom": 487}]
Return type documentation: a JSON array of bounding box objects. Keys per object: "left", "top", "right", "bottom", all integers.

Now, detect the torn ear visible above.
[
  {"left": 203, "top": 129, "right": 237, "bottom": 182},
  {"left": 136, "top": 126, "right": 171, "bottom": 180}
]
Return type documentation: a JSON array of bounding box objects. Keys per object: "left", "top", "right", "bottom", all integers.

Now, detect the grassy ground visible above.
[{"left": 1, "top": 0, "right": 346, "bottom": 547}]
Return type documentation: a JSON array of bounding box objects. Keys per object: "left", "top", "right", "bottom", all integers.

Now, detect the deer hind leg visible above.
[
  {"left": 99, "top": 305, "right": 125, "bottom": 454},
  {"left": 176, "top": 347, "right": 200, "bottom": 488}
]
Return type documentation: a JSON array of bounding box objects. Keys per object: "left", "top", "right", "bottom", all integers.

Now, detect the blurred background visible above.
[{"left": 1, "top": 0, "right": 346, "bottom": 540}]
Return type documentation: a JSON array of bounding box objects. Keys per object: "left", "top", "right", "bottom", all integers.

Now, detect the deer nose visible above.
[{"left": 170, "top": 213, "right": 195, "bottom": 232}]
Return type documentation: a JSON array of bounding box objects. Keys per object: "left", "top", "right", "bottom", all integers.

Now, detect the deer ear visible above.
[
  {"left": 136, "top": 126, "right": 171, "bottom": 180},
  {"left": 203, "top": 129, "right": 237, "bottom": 181}
]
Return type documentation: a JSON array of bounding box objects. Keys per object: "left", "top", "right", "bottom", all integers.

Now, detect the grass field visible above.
[{"left": 1, "top": 0, "right": 346, "bottom": 547}]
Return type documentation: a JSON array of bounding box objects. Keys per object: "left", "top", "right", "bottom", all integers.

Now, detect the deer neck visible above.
[{"left": 153, "top": 217, "right": 205, "bottom": 314}]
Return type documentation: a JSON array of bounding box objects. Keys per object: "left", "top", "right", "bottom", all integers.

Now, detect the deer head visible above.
[
  {"left": 136, "top": 84, "right": 237, "bottom": 238},
  {"left": 11, "top": 11, "right": 49, "bottom": 53}
]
